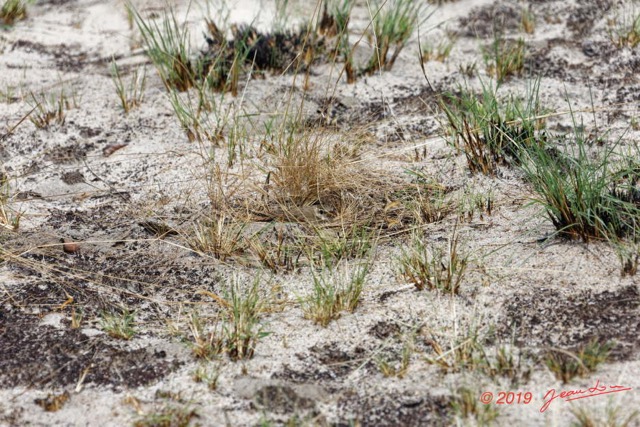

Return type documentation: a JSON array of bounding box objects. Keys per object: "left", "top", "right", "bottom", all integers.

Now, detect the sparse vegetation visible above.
[
  {"left": 128, "top": 4, "right": 195, "bottom": 92},
  {"left": 192, "top": 363, "right": 220, "bottom": 390},
  {"left": 70, "top": 307, "right": 83, "bottom": 329},
  {"left": 364, "top": 0, "right": 426, "bottom": 74},
  {"left": 612, "top": 237, "right": 640, "bottom": 276},
  {"left": 571, "top": 401, "right": 639, "bottom": 427},
  {"left": 0, "top": 0, "right": 29, "bottom": 25},
  {"left": 400, "top": 173, "right": 452, "bottom": 225},
  {"left": 224, "top": 277, "right": 270, "bottom": 360},
  {"left": 312, "top": 224, "right": 374, "bottom": 269},
  {"left": 608, "top": 6, "right": 640, "bottom": 48},
  {"left": 133, "top": 405, "right": 198, "bottom": 427},
  {"left": 189, "top": 276, "right": 270, "bottom": 361},
  {"left": 397, "top": 225, "right": 468, "bottom": 294},
  {"left": 451, "top": 386, "right": 499, "bottom": 427},
  {"left": 516, "top": 119, "right": 640, "bottom": 241},
  {"left": 456, "top": 184, "right": 493, "bottom": 222},
  {"left": 521, "top": 7, "right": 535, "bottom": 34},
  {"left": 421, "top": 32, "right": 456, "bottom": 63},
  {"left": 100, "top": 309, "right": 136, "bottom": 340},
  {"left": 482, "top": 33, "right": 526, "bottom": 82},
  {"left": 0, "top": 171, "right": 18, "bottom": 230},
  {"left": 426, "top": 326, "right": 533, "bottom": 386},
  {"left": 274, "top": 0, "right": 291, "bottom": 33},
  {"left": 110, "top": 60, "right": 146, "bottom": 113},
  {"left": 248, "top": 226, "right": 305, "bottom": 273},
  {"left": 188, "top": 311, "right": 224, "bottom": 360},
  {"left": 302, "top": 261, "right": 369, "bottom": 326},
  {"left": 375, "top": 332, "right": 414, "bottom": 378},
  {"left": 28, "top": 88, "right": 76, "bottom": 129},
  {"left": 190, "top": 215, "right": 246, "bottom": 261},
  {"left": 440, "top": 79, "right": 543, "bottom": 175},
  {"left": 322, "top": 0, "right": 355, "bottom": 82},
  {"left": 545, "top": 339, "right": 614, "bottom": 383},
  {"left": 3, "top": 1, "right": 640, "bottom": 425}
]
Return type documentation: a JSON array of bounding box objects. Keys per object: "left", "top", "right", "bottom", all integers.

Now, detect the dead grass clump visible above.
[
  {"left": 247, "top": 225, "right": 305, "bottom": 273},
  {"left": 269, "top": 132, "right": 349, "bottom": 206},
  {"left": 263, "top": 124, "right": 458, "bottom": 234},
  {"left": 262, "top": 129, "right": 369, "bottom": 222},
  {"left": 190, "top": 215, "right": 246, "bottom": 261}
]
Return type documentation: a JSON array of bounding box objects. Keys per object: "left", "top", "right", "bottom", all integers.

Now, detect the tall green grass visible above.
[
  {"left": 365, "top": 0, "right": 427, "bottom": 74},
  {"left": 128, "top": 3, "right": 195, "bottom": 91},
  {"left": 516, "top": 126, "right": 640, "bottom": 241},
  {"left": 440, "top": 79, "right": 543, "bottom": 175}
]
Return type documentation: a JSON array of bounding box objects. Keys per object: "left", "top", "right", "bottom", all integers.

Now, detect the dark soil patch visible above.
[
  {"left": 0, "top": 312, "right": 182, "bottom": 389},
  {"left": 368, "top": 320, "right": 402, "bottom": 341},
  {"left": 44, "top": 142, "right": 94, "bottom": 164},
  {"left": 39, "top": 0, "right": 76, "bottom": 6},
  {"left": 61, "top": 170, "right": 85, "bottom": 185},
  {"left": 499, "top": 285, "right": 640, "bottom": 360},
  {"left": 610, "top": 84, "right": 640, "bottom": 105},
  {"left": 273, "top": 343, "right": 369, "bottom": 385},
  {"left": 9, "top": 242, "right": 222, "bottom": 318},
  {"left": 580, "top": 40, "right": 617, "bottom": 62},
  {"left": 253, "top": 384, "right": 315, "bottom": 414},
  {"left": 273, "top": 364, "right": 332, "bottom": 385},
  {"left": 310, "top": 342, "right": 367, "bottom": 379},
  {"left": 458, "top": 3, "right": 522, "bottom": 38},
  {"left": 391, "top": 87, "right": 437, "bottom": 116},
  {"left": 337, "top": 391, "right": 451, "bottom": 427},
  {"left": 525, "top": 43, "right": 580, "bottom": 82},
  {"left": 4, "top": 205, "right": 222, "bottom": 321},
  {"left": 566, "top": 0, "right": 612, "bottom": 37},
  {"left": 11, "top": 40, "right": 90, "bottom": 72}
]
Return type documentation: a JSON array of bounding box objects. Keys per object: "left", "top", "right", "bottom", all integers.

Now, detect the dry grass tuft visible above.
[{"left": 190, "top": 215, "right": 246, "bottom": 261}]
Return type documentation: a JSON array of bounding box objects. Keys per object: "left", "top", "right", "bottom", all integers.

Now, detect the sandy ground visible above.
[{"left": 1, "top": 0, "right": 640, "bottom": 425}]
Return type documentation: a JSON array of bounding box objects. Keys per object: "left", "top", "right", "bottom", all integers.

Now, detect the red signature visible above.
[{"left": 540, "top": 379, "right": 632, "bottom": 413}]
